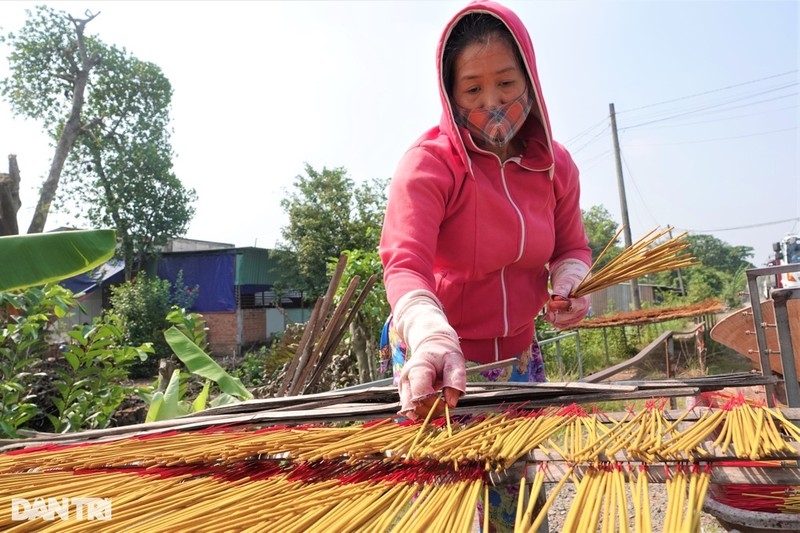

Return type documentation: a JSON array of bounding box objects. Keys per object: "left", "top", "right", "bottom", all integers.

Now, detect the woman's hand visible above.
[
  {"left": 412, "top": 387, "right": 463, "bottom": 420},
  {"left": 393, "top": 290, "right": 466, "bottom": 421},
  {"left": 544, "top": 294, "right": 590, "bottom": 328},
  {"left": 544, "top": 258, "right": 591, "bottom": 328},
  {"left": 398, "top": 351, "right": 465, "bottom": 421}
]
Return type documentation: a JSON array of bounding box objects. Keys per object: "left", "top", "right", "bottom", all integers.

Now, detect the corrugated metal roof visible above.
[{"left": 235, "top": 248, "right": 278, "bottom": 286}]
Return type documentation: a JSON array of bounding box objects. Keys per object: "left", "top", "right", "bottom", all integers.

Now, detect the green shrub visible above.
[
  {"left": 110, "top": 271, "right": 198, "bottom": 378},
  {"left": 48, "top": 312, "right": 152, "bottom": 432},
  {"left": 0, "top": 284, "right": 76, "bottom": 437},
  {"left": 0, "top": 284, "right": 153, "bottom": 436},
  {"left": 233, "top": 345, "right": 270, "bottom": 388}
]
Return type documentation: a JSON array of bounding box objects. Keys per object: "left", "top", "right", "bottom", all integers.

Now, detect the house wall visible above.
[
  {"left": 62, "top": 292, "right": 104, "bottom": 329},
  {"left": 203, "top": 309, "right": 270, "bottom": 356},
  {"left": 202, "top": 312, "right": 239, "bottom": 356},
  {"left": 589, "top": 283, "right": 660, "bottom": 316},
  {"left": 242, "top": 308, "right": 267, "bottom": 344},
  {"left": 266, "top": 308, "right": 286, "bottom": 337}
]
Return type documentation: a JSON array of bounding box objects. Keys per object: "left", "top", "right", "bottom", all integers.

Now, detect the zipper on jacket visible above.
[{"left": 499, "top": 161, "right": 526, "bottom": 339}]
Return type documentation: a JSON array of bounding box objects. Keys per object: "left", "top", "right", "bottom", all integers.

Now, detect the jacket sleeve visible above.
[
  {"left": 549, "top": 142, "right": 592, "bottom": 268},
  {"left": 379, "top": 146, "right": 456, "bottom": 311}
]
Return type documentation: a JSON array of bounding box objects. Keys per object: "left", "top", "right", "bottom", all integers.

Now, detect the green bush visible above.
[
  {"left": 233, "top": 345, "right": 270, "bottom": 388},
  {"left": 110, "top": 271, "right": 198, "bottom": 378},
  {"left": 0, "top": 284, "right": 152, "bottom": 437},
  {"left": 48, "top": 312, "right": 152, "bottom": 432},
  {"left": 0, "top": 284, "right": 75, "bottom": 436}
]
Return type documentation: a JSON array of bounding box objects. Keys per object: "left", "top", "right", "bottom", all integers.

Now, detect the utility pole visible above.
[
  {"left": 669, "top": 227, "right": 686, "bottom": 296},
  {"left": 609, "top": 102, "right": 641, "bottom": 310}
]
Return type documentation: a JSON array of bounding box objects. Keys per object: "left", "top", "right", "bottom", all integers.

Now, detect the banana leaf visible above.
[
  {"left": 0, "top": 229, "right": 117, "bottom": 292},
  {"left": 164, "top": 327, "right": 253, "bottom": 400},
  {"left": 144, "top": 391, "right": 165, "bottom": 423},
  {"left": 191, "top": 381, "right": 212, "bottom": 413}
]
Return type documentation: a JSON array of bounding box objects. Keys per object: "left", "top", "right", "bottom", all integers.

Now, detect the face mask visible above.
[{"left": 454, "top": 90, "right": 533, "bottom": 148}]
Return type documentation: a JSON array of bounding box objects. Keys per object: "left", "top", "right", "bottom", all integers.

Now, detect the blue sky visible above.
[{"left": 0, "top": 0, "right": 797, "bottom": 266}]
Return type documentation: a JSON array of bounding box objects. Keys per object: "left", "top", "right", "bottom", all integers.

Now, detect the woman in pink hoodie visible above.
[{"left": 379, "top": 0, "right": 592, "bottom": 422}]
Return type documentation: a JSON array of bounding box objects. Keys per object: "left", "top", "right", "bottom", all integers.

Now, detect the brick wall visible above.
[
  {"left": 242, "top": 308, "right": 267, "bottom": 344},
  {"left": 203, "top": 312, "right": 238, "bottom": 357},
  {"left": 202, "top": 309, "right": 268, "bottom": 357}
]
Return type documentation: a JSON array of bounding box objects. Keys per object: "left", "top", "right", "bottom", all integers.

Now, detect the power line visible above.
[
  {"left": 563, "top": 115, "right": 610, "bottom": 146},
  {"left": 623, "top": 104, "right": 797, "bottom": 131},
  {"left": 622, "top": 86, "right": 797, "bottom": 130},
  {"left": 568, "top": 123, "right": 611, "bottom": 155},
  {"left": 620, "top": 151, "right": 660, "bottom": 229},
  {"left": 682, "top": 217, "right": 800, "bottom": 233},
  {"left": 565, "top": 72, "right": 797, "bottom": 153},
  {"left": 618, "top": 70, "right": 798, "bottom": 114},
  {"left": 624, "top": 126, "right": 796, "bottom": 146},
  {"left": 575, "top": 148, "right": 612, "bottom": 168},
  {"left": 619, "top": 81, "right": 797, "bottom": 126}
]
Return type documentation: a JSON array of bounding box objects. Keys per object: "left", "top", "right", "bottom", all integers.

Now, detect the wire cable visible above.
[
  {"left": 568, "top": 123, "right": 611, "bottom": 155},
  {"left": 617, "top": 70, "right": 798, "bottom": 114},
  {"left": 625, "top": 126, "right": 797, "bottom": 147},
  {"left": 681, "top": 217, "right": 800, "bottom": 233},
  {"left": 624, "top": 104, "right": 797, "bottom": 131},
  {"left": 622, "top": 86, "right": 797, "bottom": 130},
  {"left": 620, "top": 150, "right": 660, "bottom": 229},
  {"left": 563, "top": 115, "right": 612, "bottom": 146}
]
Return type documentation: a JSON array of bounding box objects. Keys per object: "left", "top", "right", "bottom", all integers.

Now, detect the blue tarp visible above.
[
  {"left": 158, "top": 254, "right": 236, "bottom": 312},
  {"left": 61, "top": 259, "right": 126, "bottom": 295}
]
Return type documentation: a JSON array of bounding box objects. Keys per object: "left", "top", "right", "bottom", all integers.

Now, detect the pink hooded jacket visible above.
[{"left": 379, "top": 0, "right": 591, "bottom": 364}]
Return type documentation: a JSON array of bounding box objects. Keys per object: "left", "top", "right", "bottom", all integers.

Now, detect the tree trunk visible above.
[
  {"left": 26, "top": 74, "right": 90, "bottom": 233},
  {"left": 351, "top": 316, "right": 373, "bottom": 383},
  {"left": 27, "top": 14, "right": 98, "bottom": 234},
  {"left": 0, "top": 155, "right": 21, "bottom": 236}
]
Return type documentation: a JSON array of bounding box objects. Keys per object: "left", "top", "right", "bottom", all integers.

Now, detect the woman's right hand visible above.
[
  {"left": 398, "top": 350, "right": 465, "bottom": 420},
  {"left": 393, "top": 289, "right": 466, "bottom": 421}
]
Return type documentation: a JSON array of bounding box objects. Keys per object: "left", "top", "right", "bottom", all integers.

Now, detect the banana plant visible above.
[
  {"left": 142, "top": 326, "right": 253, "bottom": 422},
  {"left": 0, "top": 229, "right": 116, "bottom": 292},
  {"left": 0, "top": 229, "right": 117, "bottom": 437}
]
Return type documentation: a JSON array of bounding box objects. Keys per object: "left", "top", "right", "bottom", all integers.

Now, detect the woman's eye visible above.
[{"left": 465, "top": 86, "right": 480, "bottom": 94}]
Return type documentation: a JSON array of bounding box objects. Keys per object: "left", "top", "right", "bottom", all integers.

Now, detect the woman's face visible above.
[{"left": 451, "top": 37, "right": 527, "bottom": 112}]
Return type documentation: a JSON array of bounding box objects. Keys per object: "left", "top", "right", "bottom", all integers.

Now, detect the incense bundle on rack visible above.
[
  {"left": 3, "top": 389, "right": 800, "bottom": 531},
  {"left": 572, "top": 226, "right": 699, "bottom": 298},
  {"left": 0, "top": 395, "right": 800, "bottom": 533}
]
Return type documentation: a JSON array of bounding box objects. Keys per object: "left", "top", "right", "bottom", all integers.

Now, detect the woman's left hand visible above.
[
  {"left": 544, "top": 258, "right": 591, "bottom": 328},
  {"left": 544, "top": 294, "right": 590, "bottom": 328}
]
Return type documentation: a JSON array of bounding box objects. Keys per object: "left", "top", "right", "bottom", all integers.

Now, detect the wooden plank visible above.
[
  {"left": 711, "top": 299, "right": 800, "bottom": 379},
  {"left": 581, "top": 330, "right": 673, "bottom": 383},
  {"left": 465, "top": 381, "right": 638, "bottom": 392},
  {"left": 0, "top": 403, "right": 400, "bottom": 451},
  {"left": 612, "top": 373, "right": 776, "bottom": 390},
  {"left": 5, "top": 384, "right": 799, "bottom": 451}
]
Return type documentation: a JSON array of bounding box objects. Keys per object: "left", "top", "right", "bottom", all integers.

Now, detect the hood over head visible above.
[{"left": 436, "top": 0, "right": 555, "bottom": 178}]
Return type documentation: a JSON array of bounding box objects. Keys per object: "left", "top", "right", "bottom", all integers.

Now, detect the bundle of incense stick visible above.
[
  {"left": 571, "top": 226, "right": 699, "bottom": 298},
  {"left": 3, "top": 399, "right": 800, "bottom": 531}
]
